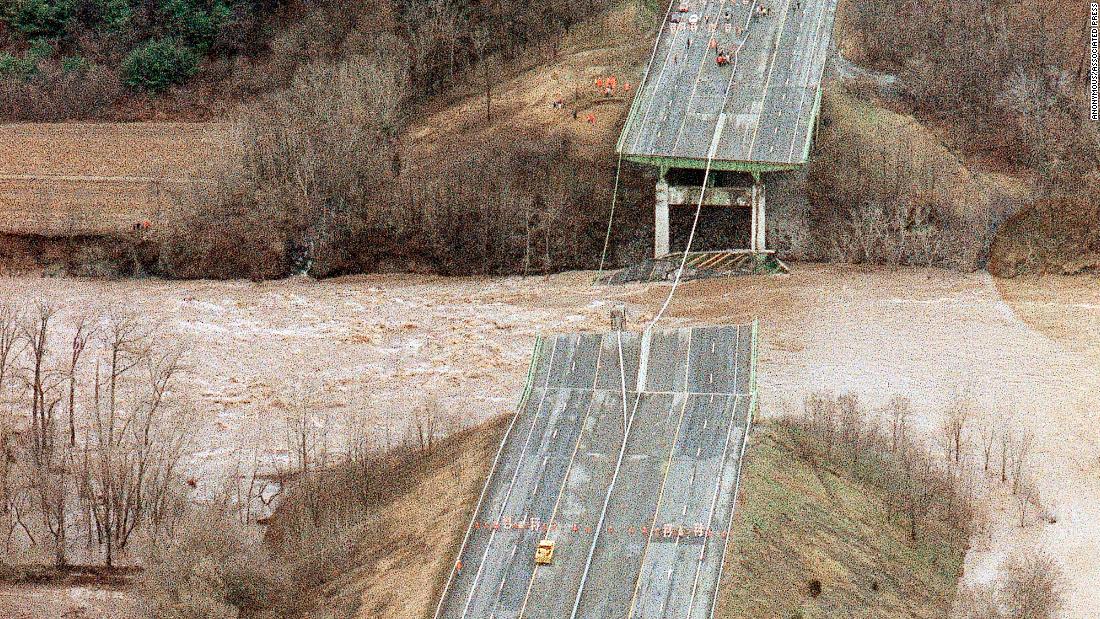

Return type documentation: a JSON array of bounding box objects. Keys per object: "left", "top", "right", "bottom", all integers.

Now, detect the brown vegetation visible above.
[
  {"left": 842, "top": 0, "right": 1099, "bottom": 276},
  {"left": 0, "top": 298, "right": 194, "bottom": 571},
  {"left": 157, "top": 40, "right": 650, "bottom": 279},
  {"left": 956, "top": 551, "right": 1064, "bottom": 619},
  {"left": 139, "top": 413, "right": 508, "bottom": 619},
  {"left": 0, "top": 0, "right": 617, "bottom": 122},
  {"left": 989, "top": 196, "right": 1100, "bottom": 277},
  {"left": 0, "top": 65, "right": 123, "bottom": 121}
]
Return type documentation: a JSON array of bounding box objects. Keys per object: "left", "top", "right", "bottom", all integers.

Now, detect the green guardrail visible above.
[{"left": 516, "top": 334, "right": 545, "bottom": 413}]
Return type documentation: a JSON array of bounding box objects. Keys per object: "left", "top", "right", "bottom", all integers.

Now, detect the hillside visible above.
[
  {"left": 0, "top": 0, "right": 627, "bottom": 121},
  {"left": 2, "top": 0, "right": 1094, "bottom": 277},
  {"left": 717, "top": 425, "right": 964, "bottom": 618},
  {"left": 0, "top": 3, "right": 658, "bottom": 278}
]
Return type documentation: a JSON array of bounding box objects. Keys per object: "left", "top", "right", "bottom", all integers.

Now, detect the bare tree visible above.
[
  {"left": 942, "top": 396, "right": 972, "bottom": 465},
  {"left": 1000, "top": 551, "right": 1063, "bottom": 619},
  {"left": 1011, "top": 429, "right": 1034, "bottom": 495},
  {"left": 999, "top": 426, "right": 1012, "bottom": 484},
  {"left": 0, "top": 299, "right": 21, "bottom": 552},
  {"left": 18, "top": 303, "right": 74, "bottom": 567},
  {"left": 978, "top": 410, "right": 1000, "bottom": 473},
  {"left": 65, "top": 312, "right": 95, "bottom": 447},
  {"left": 472, "top": 27, "right": 493, "bottom": 122},
  {"left": 411, "top": 396, "right": 445, "bottom": 453},
  {"left": 81, "top": 310, "right": 182, "bottom": 567},
  {"left": 884, "top": 395, "right": 911, "bottom": 453}
]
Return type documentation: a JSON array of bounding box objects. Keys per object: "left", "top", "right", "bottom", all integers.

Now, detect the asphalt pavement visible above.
[
  {"left": 435, "top": 325, "right": 755, "bottom": 619},
  {"left": 618, "top": 0, "right": 838, "bottom": 166}
]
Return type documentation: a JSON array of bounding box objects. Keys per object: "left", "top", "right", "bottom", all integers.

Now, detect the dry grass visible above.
[
  {"left": 265, "top": 415, "right": 509, "bottom": 619},
  {"left": 404, "top": 4, "right": 653, "bottom": 163},
  {"left": 717, "top": 421, "right": 968, "bottom": 618}
]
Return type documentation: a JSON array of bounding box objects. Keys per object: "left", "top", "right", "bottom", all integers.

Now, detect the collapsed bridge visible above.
[
  {"left": 616, "top": 0, "right": 838, "bottom": 259},
  {"left": 434, "top": 324, "right": 758, "bottom": 619}
]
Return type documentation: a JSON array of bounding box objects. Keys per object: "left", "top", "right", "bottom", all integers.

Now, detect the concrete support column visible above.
[
  {"left": 749, "top": 183, "right": 759, "bottom": 253},
  {"left": 755, "top": 180, "right": 766, "bottom": 251},
  {"left": 655, "top": 178, "right": 670, "bottom": 258}
]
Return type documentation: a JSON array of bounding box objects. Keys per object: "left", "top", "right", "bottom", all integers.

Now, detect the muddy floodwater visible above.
[{"left": 1, "top": 264, "right": 1098, "bottom": 617}]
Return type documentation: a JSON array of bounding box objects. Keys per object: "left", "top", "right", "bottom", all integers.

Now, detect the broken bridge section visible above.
[
  {"left": 618, "top": 0, "right": 839, "bottom": 168},
  {"left": 434, "top": 323, "right": 758, "bottom": 619}
]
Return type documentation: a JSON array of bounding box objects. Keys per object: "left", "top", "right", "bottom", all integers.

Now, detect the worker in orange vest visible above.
[
  {"left": 595, "top": 77, "right": 604, "bottom": 90},
  {"left": 624, "top": 82, "right": 632, "bottom": 93},
  {"left": 586, "top": 112, "right": 596, "bottom": 124}
]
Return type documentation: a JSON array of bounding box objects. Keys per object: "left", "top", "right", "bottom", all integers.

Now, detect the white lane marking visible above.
[
  {"left": 685, "top": 393, "right": 741, "bottom": 618},
  {"left": 432, "top": 337, "right": 546, "bottom": 619},
  {"left": 628, "top": 0, "right": 697, "bottom": 153},
  {"left": 459, "top": 337, "right": 561, "bottom": 619},
  {"left": 637, "top": 330, "right": 652, "bottom": 392},
  {"left": 786, "top": 0, "right": 834, "bottom": 161},
  {"left": 745, "top": 0, "right": 795, "bottom": 160},
  {"left": 667, "top": 0, "right": 740, "bottom": 156},
  {"left": 515, "top": 335, "right": 608, "bottom": 619}
]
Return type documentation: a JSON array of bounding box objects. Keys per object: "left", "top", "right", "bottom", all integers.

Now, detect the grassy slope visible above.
[
  {"left": 297, "top": 416, "right": 510, "bottom": 619},
  {"left": 298, "top": 418, "right": 964, "bottom": 618},
  {"left": 403, "top": 4, "right": 652, "bottom": 165},
  {"left": 717, "top": 424, "right": 964, "bottom": 618},
  {"left": 816, "top": 86, "right": 1030, "bottom": 221}
]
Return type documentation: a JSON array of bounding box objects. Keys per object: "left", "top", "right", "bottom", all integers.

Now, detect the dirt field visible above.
[
  {"left": 2, "top": 265, "right": 1099, "bottom": 617},
  {"left": 0, "top": 123, "right": 228, "bottom": 235}
]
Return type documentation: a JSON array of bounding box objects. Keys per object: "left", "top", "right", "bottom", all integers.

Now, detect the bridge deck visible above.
[
  {"left": 435, "top": 324, "right": 757, "bottom": 619},
  {"left": 617, "top": 0, "right": 837, "bottom": 168}
]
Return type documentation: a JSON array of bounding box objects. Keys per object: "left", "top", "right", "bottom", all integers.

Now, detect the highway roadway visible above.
[
  {"left": 618, "top": 0, "right": 838, "bottom": 166},
  {"left": 435, "top": 324, "right": 755, "bottom": 619}
]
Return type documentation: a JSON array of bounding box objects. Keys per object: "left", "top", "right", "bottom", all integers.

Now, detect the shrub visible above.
[
  {"left": 121, "top": 37, "right": 199, "bottom": 92},
  {"left": 160, "top": 0, "right": 233, "bottom": 51},
  {"left": 955, "top": 551, "right": 1064, "bottom": 619},
  {"left": 140, "top": 509, "right": 291, "bottom": 618},
  {"left": 0, "top": 61, "right": 122, "bottom": 119},
  {"left": 0, "top": 51, "right": 38, "bottom": 79},
  {"left": 60, "top": 54, "right": 88, "bottom": 72},
  {"left": 157, "top": 53, "right": 644, "bottom": 280},
  {"left": 5, "top": 0, "right": 75, "bottom": 37},
  {"left": 95, "top": 0, "right": 132, "bottom": 31},
  {"left": 27, "top": 38, "right": 53, "bottom": 60},
  {"left": 999, "top": 552, "right": 1063, "bottom": 619}
]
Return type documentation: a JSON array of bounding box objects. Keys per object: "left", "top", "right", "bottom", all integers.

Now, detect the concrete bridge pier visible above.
[
  {"left": 655, "top": 178, "right": 670, "bottom": 258},
  {"left": 652, "top": 172, "right": 766, "bottom": 259},
  {"left": 750, "top": 180, "right": 766, "bottom": 253}
]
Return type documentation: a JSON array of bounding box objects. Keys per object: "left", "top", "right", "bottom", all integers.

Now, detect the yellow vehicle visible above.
[{"left": 534, "top": 540, "right": 555, "bottom": 565}]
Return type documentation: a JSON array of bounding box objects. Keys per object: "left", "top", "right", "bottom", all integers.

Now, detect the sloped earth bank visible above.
[{"left": 1, "top": 265, "right": 1099, "bottom": 616}]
